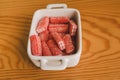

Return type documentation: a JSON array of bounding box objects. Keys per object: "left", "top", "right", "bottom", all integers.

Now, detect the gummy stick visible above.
[
  {"left": 63, "top": 34, "right": 75, "bottom": 54},
  {"left": 69, "top": 20, "right": 77, "bottom": 36},
  {"left": 50, "top": 17, "right": 69, "bottom": 24},
  {"left": 49, "top": 24, "right": 68, "bottom": 33},
  {"left": 36, "top": 16, "right": 49, "bottom": 33},
  {"left": 47, "top": 40, "right": 63, "bottom": 56},
  {"left": 42, "top": 41, "right": 52, "bottom": 56},
  {"left": 30, "top": 35, "right": 42, "bottom": 56},
  {"left": 51, "top": 32, "right": 65, "bottom": 50}
]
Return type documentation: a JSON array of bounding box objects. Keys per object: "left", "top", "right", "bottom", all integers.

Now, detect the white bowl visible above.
[{"left": 27, "top": 4, "right": 82, "bottom": 70}]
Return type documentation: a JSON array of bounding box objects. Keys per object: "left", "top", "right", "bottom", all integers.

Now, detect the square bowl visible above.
[{"left": 27, "top": 4, "right": 82, "bottom": 70}]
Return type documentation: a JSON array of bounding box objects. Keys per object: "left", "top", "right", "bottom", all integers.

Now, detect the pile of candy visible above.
[{"left": 30, "top": 16, "right": 77, "bottom": 56}]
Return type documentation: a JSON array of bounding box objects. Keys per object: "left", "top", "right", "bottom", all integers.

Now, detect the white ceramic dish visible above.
[{"left": 27, "top": 4, "right": 82, "bottom": 70}]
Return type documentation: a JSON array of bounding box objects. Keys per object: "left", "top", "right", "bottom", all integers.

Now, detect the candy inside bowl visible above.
[{"left": 27, "top": 4, "right": 82, "bottom": 70}]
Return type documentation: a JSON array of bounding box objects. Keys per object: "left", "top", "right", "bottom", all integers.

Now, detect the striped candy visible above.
[
  {"left": 47, "top": 40, "right": 63, "bottom": 56},
  {"left": 30, "top": 35, "right": 42, "bottom": 56},
  {"left": 49, "top": 24, "right": 68, "bottom": 33},
  {"left": 63, "top": 34, "right": 75, "bottom": 54},
  {"left": 51, "top": 32, "right": 65, "bottom": 50},
  {"left": 36, "top": 16, "right": 49, "bottom": 33},
  {"left": 50, "top": 17, "right": 69, "bottom": 24}
]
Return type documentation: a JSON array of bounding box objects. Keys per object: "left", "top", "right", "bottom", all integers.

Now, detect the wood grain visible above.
[{"left": 0, "top": 0, "right": 120, "bottom": 80}]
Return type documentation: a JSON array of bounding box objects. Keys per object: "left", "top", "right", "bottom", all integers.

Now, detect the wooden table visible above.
[{"left": 0, "top": 0, "right": 120, "bottom": 80}]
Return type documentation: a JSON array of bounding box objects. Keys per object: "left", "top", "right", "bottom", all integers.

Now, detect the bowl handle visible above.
[
  {"left": 41, "top": 58, "right": 68, "bottom": 70},
  {"left": 46, "top": 4, "right": 67, "bottom": 9}
]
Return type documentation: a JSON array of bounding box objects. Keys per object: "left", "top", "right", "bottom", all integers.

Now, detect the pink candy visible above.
[
  {"left": 36, "top": 16, "right": 49, "bottom": 33},
  {"left": 51, "top": 32, "right": 65, "bottom": 50},
  {"left": 30, "top": 16, "right": 77, "bottom": 56},
  {"left": 50, "top": 17, "right": 69, "bottom": 24},
  {"left": 30, "top": 35, "right": 42, "bottom": 56},
  {"left": 49, "top": 24, "right": 68, "bottom": 33}
]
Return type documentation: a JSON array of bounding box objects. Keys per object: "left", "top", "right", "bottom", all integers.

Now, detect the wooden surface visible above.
[{"left": 0, "top": 0, "right": 120, "bottom": 80}]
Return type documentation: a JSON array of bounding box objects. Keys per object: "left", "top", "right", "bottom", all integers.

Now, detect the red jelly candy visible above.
[
  {"left": 50, "top": 17, "right": 69, "bottom": 24},
  {"left": 30, "top": 35, "right": 42, "bottom": 56},
  {"left": 47, "top": 40, "right": 63, "bottom": 56},
  {"left": 36, "top": 16, "right": 49, "bottom": 33},
  {"left": 51, "top": 32, "right": 65, "bottom": 50},
  {"left": 63, "top": 34, "right": 75, "bottom": 54},
  {"left": 48, "top": 24, "right": 68, "bottom": 33}
]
